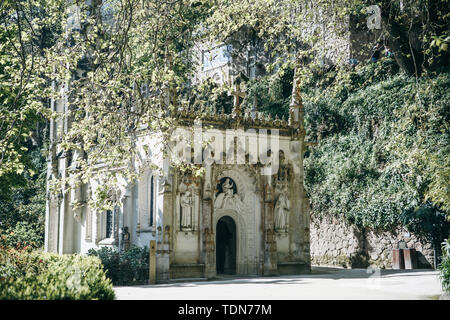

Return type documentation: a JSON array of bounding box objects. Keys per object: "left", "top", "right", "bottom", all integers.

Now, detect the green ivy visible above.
[
  {"left": 303, "top": 59, "right": 449, "bottom": 236},
  {"left": 244, "top": 58, "right": 448, "bottom": 237}
]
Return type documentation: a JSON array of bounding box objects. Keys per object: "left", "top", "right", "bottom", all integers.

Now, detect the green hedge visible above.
[
  {"left": 88, "top": 246, "right": 149, "bottom": 285},
  {"left": 0, "top": 248, "right": 115, "bottom": 300},
  {"left": 439, "top": 239, "right": 450, "bottom": 292}
]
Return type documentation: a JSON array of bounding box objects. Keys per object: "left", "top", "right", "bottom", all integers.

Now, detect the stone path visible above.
[{"left": 114, "top": 267, "right": 444, "bottom": 300}]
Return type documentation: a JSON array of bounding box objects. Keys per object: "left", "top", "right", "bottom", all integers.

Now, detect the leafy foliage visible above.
[
  {"left": 302, "top": 58, "right": 449, "bottom": 235},
  {"left": 2, "top": 0, "right": 448, "bottom": 212},
  {"left": 217, "top": 55, "right": 449, "bottom": 240},
  {"left": 439, "top": 238, "right": 450, "bottom": 292},
  {"left": 0, "top": 0, "right": 63, "bottom": 182},
  {"left": 0, "top": 247, "right": 115, "bottom": 300},
  {"left": 1, "top": 222, "right": 43, "bottom": 250},
  {"left": 43, "top": 0, "right": 211, "bottom": 211},
  {"left": 243, "top": 65, "right": 293, "bottom": 119},
  {"left": 0, "top": 144, "right": 47, "bottom": 249},
  {"left": 88, "top": 246, "right": 149, "bottom": 285}
]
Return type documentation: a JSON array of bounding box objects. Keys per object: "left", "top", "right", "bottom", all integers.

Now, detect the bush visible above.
[
  {"left": 0, "top": 221, "right": 43, "bottom": 249},
  {"left": 88, "top": 246, "right": 149, "bottom": 285},
  {"left": 439, "top": 239, "right": 450, "bottom": 293},
  {"left": 0, "top": 247, "right": 115, "bottom": 300}
]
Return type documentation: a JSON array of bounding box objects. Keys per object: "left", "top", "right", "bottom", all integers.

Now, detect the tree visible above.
[
  {"left": 0, "top": 0, "right": 64, "bottom": 198},
  {"left": 203, "top": 0, "right": 449, "bottom": 76},
  {"left": 2, "top": 0, "right": 448, "bottom": 216},
  {"left": 45, "top": 0, "right": 210, "bottom": 210},
  {"left": 376, "top": 0, "right": 449, "bottom": 76}
]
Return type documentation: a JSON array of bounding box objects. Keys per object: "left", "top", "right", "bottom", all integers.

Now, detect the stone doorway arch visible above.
[
  {"left": 216, "top": 216, "right": 237, "bottom": 274},
  {"left": 213, "top": 209, "right": 247, "bottom": 275}
]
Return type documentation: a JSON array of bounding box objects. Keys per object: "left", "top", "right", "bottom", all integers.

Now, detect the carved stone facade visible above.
[{"left": 45, "top": 71, "right": 311, "bottom": 282}]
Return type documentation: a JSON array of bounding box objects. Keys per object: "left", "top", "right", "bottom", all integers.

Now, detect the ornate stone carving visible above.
[
  {"left": 274, "top": 172, "right": 290, "bottom": 233},
  {"left": 274, "top": 188, "right": 290, "bottom": 233},
  {"left": 180, "top": 190, "right": 194, "bottom": 230},
  {"left": 178, "top": 173, "right": 198, "bottom": 231},
  {"left": 214, "top": 177, "right": 244, "bottom": 211},
  {"left": 122, "top": 226, "right": 130, "bottom": 250}
]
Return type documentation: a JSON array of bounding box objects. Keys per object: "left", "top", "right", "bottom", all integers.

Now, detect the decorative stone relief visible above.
[
  {"left": 274, "top": 185, "right": 290, "bottom": 233},
  {"left": 273, "top": 156, "right": 291, "bottom": 233},
  {"left": 180, "top": 190, "right": 194, "bottom": 230},
  {"left": 178, "top": 173, "right": 199, "bottom": 232},
  {"left": 214, "top": 177, "right": 244, "bottom": 211}
]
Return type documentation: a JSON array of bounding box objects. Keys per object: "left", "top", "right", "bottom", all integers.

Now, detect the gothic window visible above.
[
  {"left": 149, "top": 175, "right": 155, "bottom": 227},
  {"left": 99, "top": 209, "right": 114, "bottom": 241},
  {"left": 105, "top": 210, "right": 113, "bottom": 238}
]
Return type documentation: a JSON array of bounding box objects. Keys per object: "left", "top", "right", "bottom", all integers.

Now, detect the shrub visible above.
[
  {"left": 88, "top": 246, "right": 149, "bottom": 285},
  {"left": 0, "top": 221, "right": 43, "bottom": 249},
  {"left": 439, "top": 238, "right": 450, "bottom": 293},
  {"left": 0, "top": 248, "right": 115, "bottom": 300},
  {"left": 87, "top": 247, "right": 122, "bottom": 284}
]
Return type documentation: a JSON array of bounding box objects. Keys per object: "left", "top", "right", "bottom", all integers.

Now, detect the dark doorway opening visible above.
[{"left": 216, "top": 216, "right": 236, "bottom": 275}]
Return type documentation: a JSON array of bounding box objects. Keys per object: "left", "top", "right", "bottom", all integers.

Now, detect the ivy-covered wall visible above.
[{"left": 242, "top": 57, "right": 449, "bottom": 267}]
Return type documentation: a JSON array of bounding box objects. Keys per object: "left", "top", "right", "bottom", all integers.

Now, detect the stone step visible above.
[{"left": 168, "top": 277, "right": 209, "bottom": 284}]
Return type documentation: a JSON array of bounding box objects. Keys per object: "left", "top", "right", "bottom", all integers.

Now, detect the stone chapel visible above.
[{"left": 44, "top": 54, "right": 311, "bottom": 282}]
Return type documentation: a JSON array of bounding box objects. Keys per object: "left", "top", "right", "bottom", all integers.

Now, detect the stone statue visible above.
[
  {"left": 122, "top": 226, "right": 130, "bottom": 250},
  {"left": 180, "top": 190, "right": 193, "bottom": 230},
  {"left": 274, "top": 191, "right": 290, "bottom": 232},
  {"left": 214, "top": 178, "right": 242, "bottom": 210}
]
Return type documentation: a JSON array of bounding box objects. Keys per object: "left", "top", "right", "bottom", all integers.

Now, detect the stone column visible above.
[
  {"left": 44, "top": 81, "right": 57, "bottom": 253},
  {"left": 284, "top": 64, "right": 311, "bottom": 272},
  {"left": 263, "top": 179, "right": 278, "bottom": 275},
  {"left": 45, "top": 170, "right": 59, "bottom": 253},
  {"left": 57, "top": 152, "right": 71, "bottom": 254},
  {"left": 136, "top": 173, "right": 147, "bottom": 233},
  {"left": 202, "top": 166, "right": 216, "bottom": 278},
  {"left": 156, "top": 173, "right": 172, "bottom": 283}
]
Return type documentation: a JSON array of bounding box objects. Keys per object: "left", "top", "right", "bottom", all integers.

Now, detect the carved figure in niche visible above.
[
  {"left": 180, "top": 190, "right": 194, "bottom": 230},
  {"left": 122, "top": 226, "right": 130, "bottom": 250},
  {"left": 214, "top": 178, "right": 243, "bottom": 210},
  {"left": 274, "top": 188, "right": 290, "bottom": 232}
]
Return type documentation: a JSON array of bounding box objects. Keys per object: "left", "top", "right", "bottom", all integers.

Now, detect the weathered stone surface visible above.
[{"left": 310, "top": 216, "right": 435, "bottom": 269}]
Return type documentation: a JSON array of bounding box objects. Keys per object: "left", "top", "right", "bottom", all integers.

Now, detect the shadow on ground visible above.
[{"left": 115, "top": 266, "right": 437, "bottom": 289}]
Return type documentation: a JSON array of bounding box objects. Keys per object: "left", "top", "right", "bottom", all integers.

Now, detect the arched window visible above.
[
  {"left": 105, "top": 209, "right": 113, "bottom": 238},
  {"left": 149, "top": 176, "right": 155, "bottom": 226},
  {"left": 99, "top": 209, "right": 114, "bottom": 241}
]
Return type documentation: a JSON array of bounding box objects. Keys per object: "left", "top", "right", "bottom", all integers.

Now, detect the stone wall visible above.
[{"left": 310, "top": 216, "right": 435, "bottom": 269}]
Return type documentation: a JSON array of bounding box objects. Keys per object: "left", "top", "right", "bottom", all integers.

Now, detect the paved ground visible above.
[{"left": 114, "top": 267, "right": 444, "bottom": 300}]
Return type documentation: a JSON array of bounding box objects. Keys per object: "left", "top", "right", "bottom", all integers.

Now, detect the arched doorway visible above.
[{"left": 216, "top": 216, "right": 236, "bottom": 274}]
